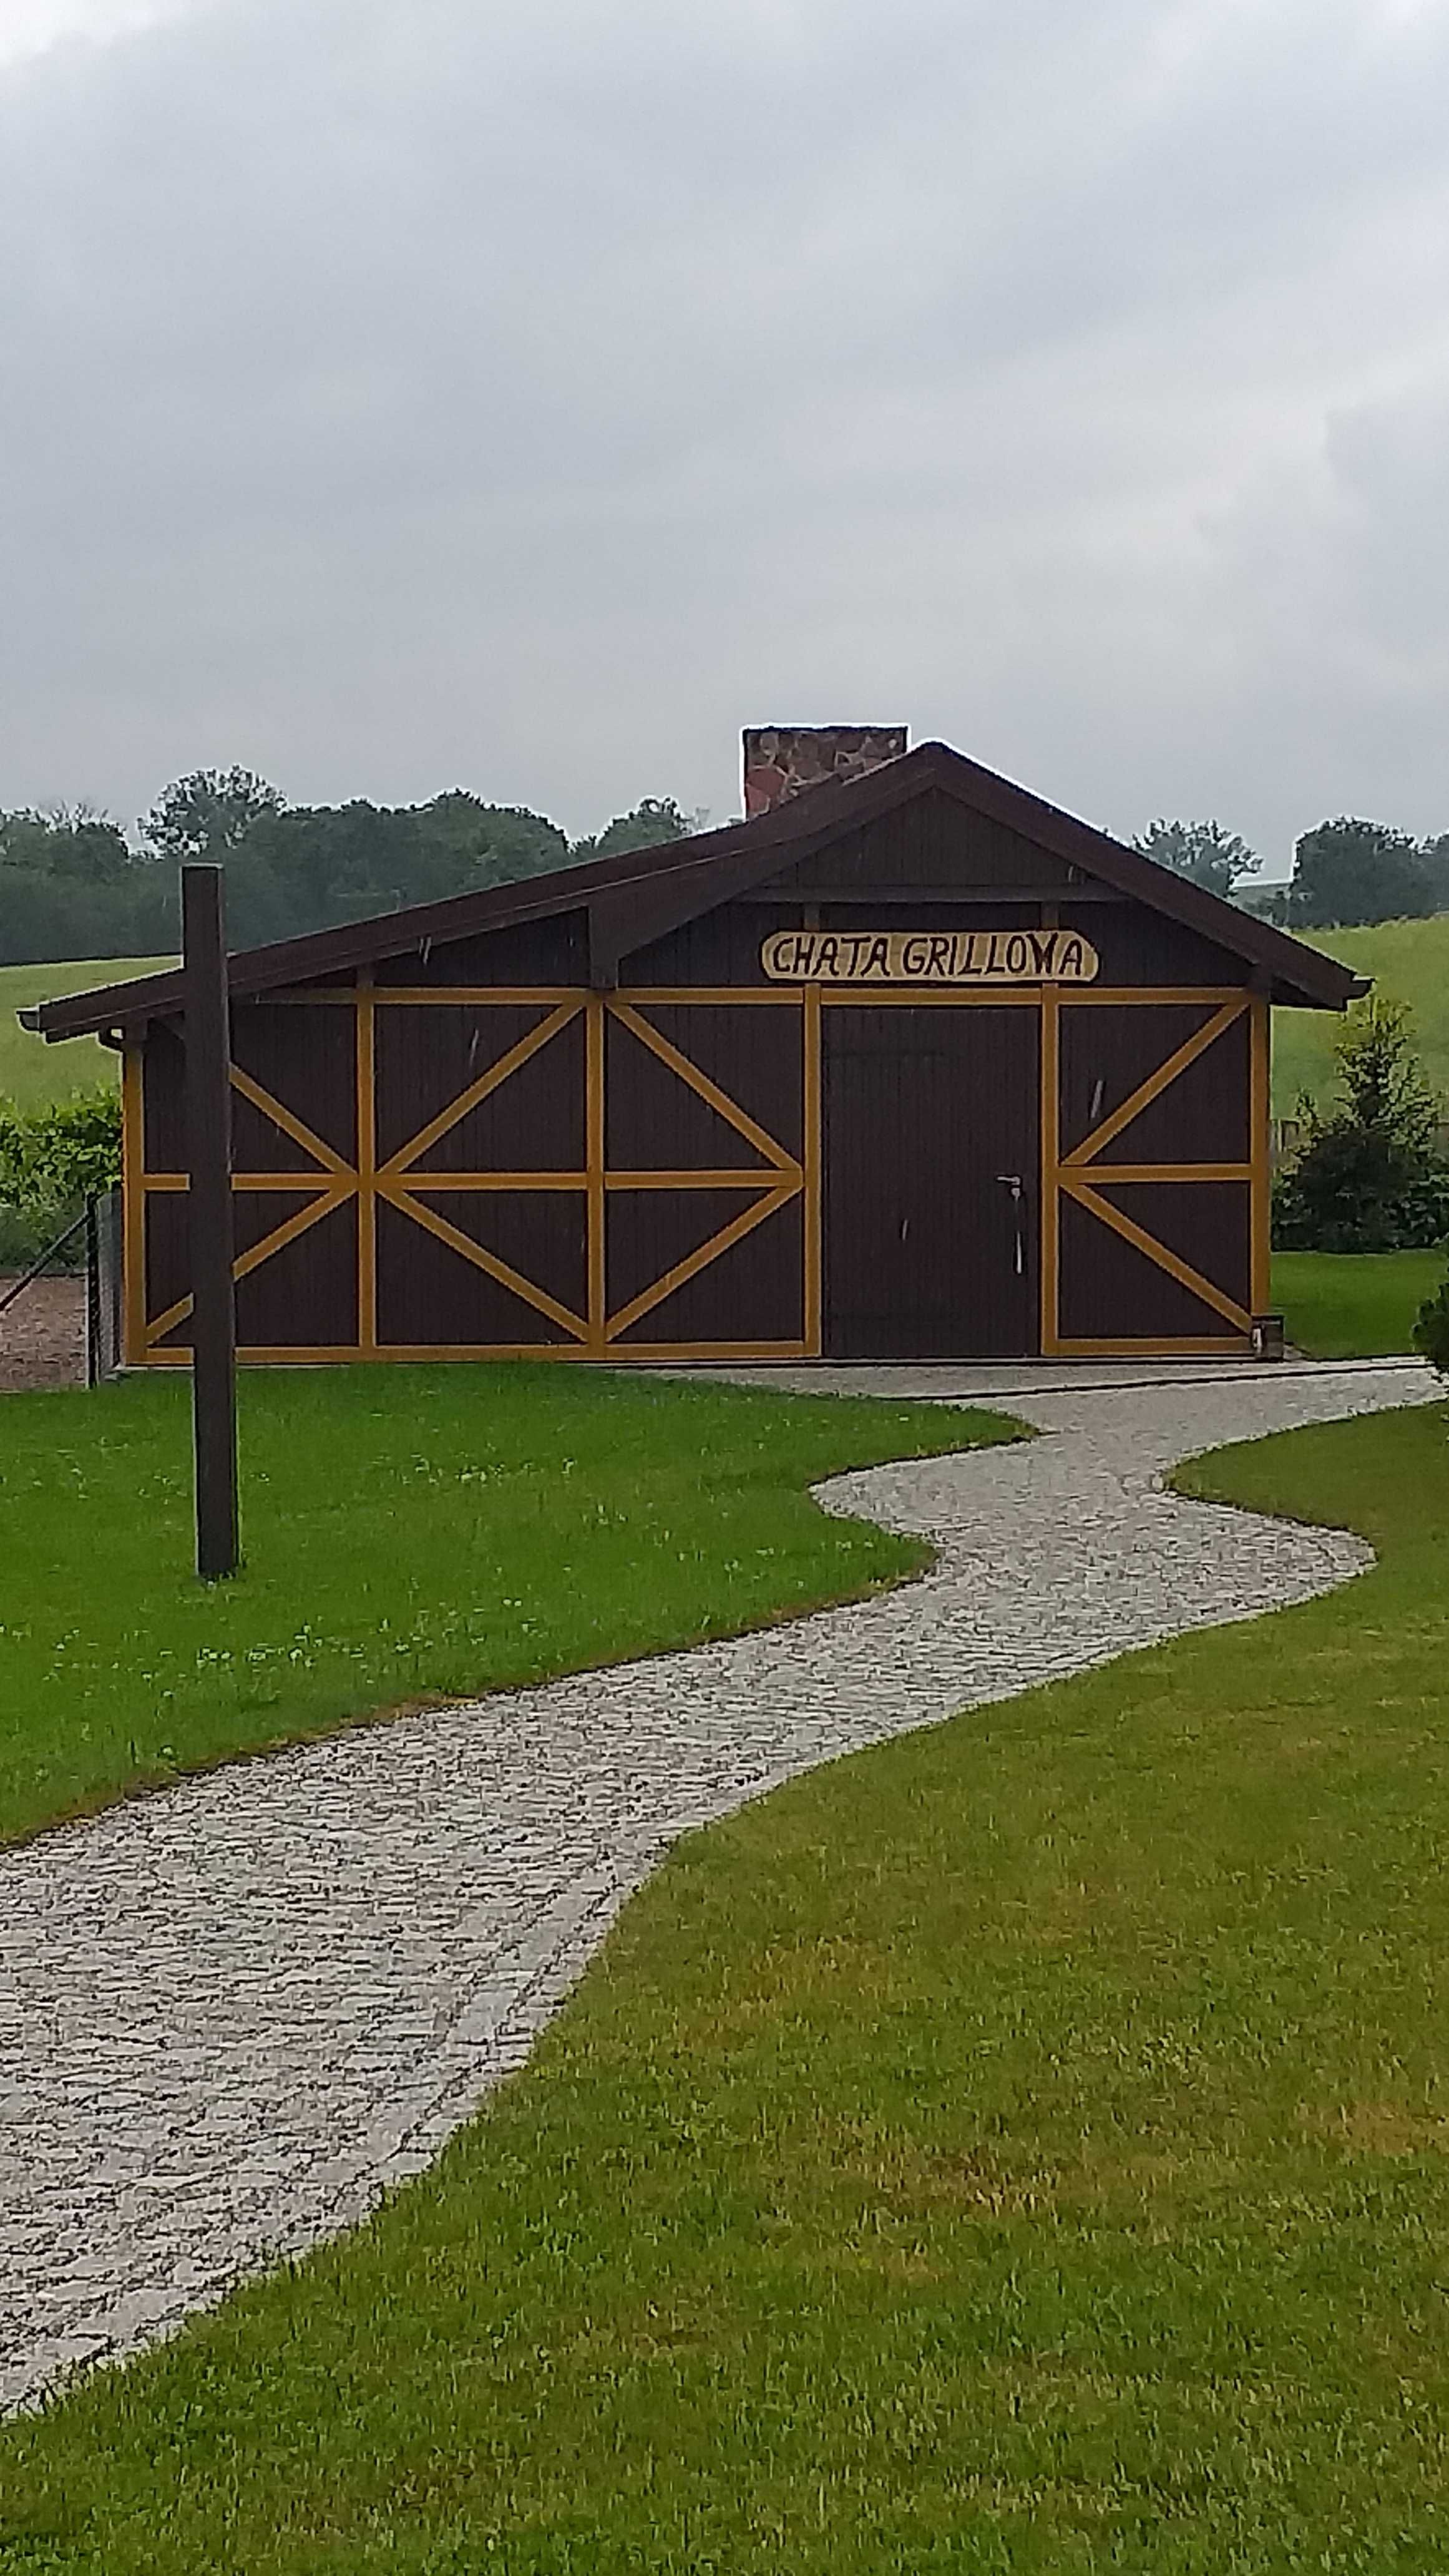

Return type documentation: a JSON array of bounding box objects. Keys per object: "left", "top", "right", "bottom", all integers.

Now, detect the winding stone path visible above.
[{"left": 0, "top": 1361, "right": 1437, "bottom": 2412}]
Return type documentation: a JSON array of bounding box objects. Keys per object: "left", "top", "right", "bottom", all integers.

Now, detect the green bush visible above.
[
  {"left": 1415, "top": 1264, "right": 1449, "bottom": 1376},
  {"left": 0, "top": 1088, "right": 121, "bottom": 1256},
  {"left": 1274, "top": 995, "right": 1449, "bottom": 1252}
]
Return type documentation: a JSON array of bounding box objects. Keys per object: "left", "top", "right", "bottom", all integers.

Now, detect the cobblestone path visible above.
[{"left": 0, "top": 1364, "right": 1437, "bottom": 2411}]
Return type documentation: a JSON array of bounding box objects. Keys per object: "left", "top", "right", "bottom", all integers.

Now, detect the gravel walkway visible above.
[{"left": 0, "top": 1361, "right": 1438, "bottom": 2413}]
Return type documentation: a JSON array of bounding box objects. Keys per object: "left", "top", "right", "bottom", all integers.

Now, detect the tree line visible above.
[
  {"left": 4, "top": 767, "right": 1448, "bottom": 969},
  {"left": 0, "top": 769, "right": 700, "bottom": 967},
  {"left": 1133, "top": 814, "right": 1449, "bottom": 926}
]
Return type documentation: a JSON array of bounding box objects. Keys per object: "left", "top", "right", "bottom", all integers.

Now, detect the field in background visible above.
[
  {"left": 1272, "top": 1248, "right": 1442, "bottom": 1358},
  {"left": 6, "top": 919, "right": 1449, "bottom": 1119},
  {"left": 0, "top": 959, "right": 172, "bottom": 1108},
  {"left": 1274, "top": 914, "right": 1449, "bottom": 1111}
]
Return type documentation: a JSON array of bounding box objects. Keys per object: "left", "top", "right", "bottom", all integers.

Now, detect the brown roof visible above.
[{"left": 19, "top": 741, "right": 1365, "bottom": 1038}]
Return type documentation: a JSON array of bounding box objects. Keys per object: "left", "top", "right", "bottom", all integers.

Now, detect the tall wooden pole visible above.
[{"left": 183, "top": 863, "right": 240, "bottom": 1581}]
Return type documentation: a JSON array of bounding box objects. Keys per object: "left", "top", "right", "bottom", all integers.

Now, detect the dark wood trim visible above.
[
  {"left": 744, "top": 886, "right": 1128, "bottom": 906},
  {"left": 182, "top": 866, "right": 240, "bottom": 1581}
]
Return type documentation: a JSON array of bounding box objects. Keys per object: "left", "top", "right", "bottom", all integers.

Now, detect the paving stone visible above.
[{"left": 0, "top": 1361, "right": 1439, "bottom": 2413}]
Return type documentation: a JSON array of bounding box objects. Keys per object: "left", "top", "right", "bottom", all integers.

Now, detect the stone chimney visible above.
[{"left": 742, "top": 724, "right": 908, "bottom": 817}]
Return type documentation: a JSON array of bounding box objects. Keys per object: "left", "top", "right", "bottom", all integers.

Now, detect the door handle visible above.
[{"left": 995, "top": 1173, "right": 1026, "bottom": 1276}]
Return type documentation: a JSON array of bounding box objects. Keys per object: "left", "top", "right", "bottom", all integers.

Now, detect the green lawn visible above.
[
  {"left": 0, "top": 1365, "right": 1015, "bottom": 1850},
  {"left": 2, "top": 1398, "right": 1447, "bottom": 2570},
  {"left": 1272, "top": 1247, "right": 1444, "bottom": 1357},
  {"left": 0, "top": 956, "right": 170, "bottom": 1108},
  {"left": 1272, "top": 912, "right": 1449, "bottom": 1113}
]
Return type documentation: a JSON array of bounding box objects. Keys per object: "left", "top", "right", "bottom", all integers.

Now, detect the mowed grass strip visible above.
[
  {"left": 0, "top": 1364, "right": 1016, "bottom": 1848},
  {"left": 2, "top": 1402, "right": 1447, "bottom": 2572},
  {"left": 1272, "top": 912, "right": 1449, "bottom": 1113},
  {"left": 1272, "top": 1247, "right": 1445, "bottom": 1357}
]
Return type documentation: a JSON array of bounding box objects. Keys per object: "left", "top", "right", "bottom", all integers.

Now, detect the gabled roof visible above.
[{"left": 19, "top": 741, "right": 1365, "bottom": 1039}]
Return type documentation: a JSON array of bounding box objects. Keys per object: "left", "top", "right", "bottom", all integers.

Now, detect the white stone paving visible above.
[{"left": 0, "top": 1360, "right": 1439, "bottom": 2413}]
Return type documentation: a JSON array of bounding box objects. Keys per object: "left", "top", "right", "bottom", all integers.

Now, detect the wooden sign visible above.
[{"left": 760, "top": 927, "right": 1100, "bottom": 986}]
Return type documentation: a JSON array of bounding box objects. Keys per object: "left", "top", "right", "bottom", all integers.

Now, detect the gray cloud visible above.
[{"left": 2, "top": 0, "right": 1448, "bottom": 864}]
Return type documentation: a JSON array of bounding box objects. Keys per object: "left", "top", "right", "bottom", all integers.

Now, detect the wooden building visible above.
[{"left": 27, "top": 733, "right": 1364, "bottom": 1367}]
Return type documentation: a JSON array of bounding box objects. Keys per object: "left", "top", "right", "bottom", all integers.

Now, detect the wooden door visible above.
[{"left": 822, "top": 1005, "right": 1039, "bottom": 1358}]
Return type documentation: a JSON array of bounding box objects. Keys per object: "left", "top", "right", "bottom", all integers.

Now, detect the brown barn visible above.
[{"left": 27, "top": 731, "right": 1363, "bottom": 1368}]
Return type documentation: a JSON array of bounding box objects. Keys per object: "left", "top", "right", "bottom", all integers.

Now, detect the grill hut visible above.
[{"left": 25, "top": 734, "right": 1364, "bottom": 1367}]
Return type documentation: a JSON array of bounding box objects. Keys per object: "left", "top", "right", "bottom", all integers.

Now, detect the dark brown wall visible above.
[{"left": 130, "top": 788, "right": 1262, "bottom": 1361}]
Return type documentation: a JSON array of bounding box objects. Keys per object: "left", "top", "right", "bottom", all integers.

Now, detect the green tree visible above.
[
  {"left": 1288, "top": 818, "right": 1433, "bottom": 929},
  {"left": 572, "top": 798, "right": 701, "bottom": 864},
  {"left": 1274, "top": 995, "right": 1449, "bottom": 1252},
  {"left": 1133, "top": 818, "right": 1260, "bottom": 900},
  {"left": 141, "top": 767, "right": 285, "bottom": 865},
  {"left": 414, "top": 794, "right": 569, "bottom": 890},
  {"left": 1418, "top": 833, "right": 1449, "bottom": 911}
]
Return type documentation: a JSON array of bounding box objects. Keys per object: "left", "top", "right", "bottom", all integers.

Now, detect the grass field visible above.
[
  {"left": 0, "top": 957, "right": 172, "bottom": 1108},
  {"left": 1273, "top": 912, "right": 1449, "bottom": 1112},
  {"left": 1272, "top": 1247, "right": 1445, "bottom": 1357},
  {"left": 0, "top": 1365, "right": 1015, "bottom": 1850},
  {"left": 1, "top": 1397, "right": 1446, "bottom": 2570}
]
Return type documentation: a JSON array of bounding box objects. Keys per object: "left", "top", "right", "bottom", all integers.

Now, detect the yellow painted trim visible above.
[
  {"left": 1062, "top": 1000, "right": 1246, "bottom": 1170},
  {"left": 1061, "top": 1178, "right": 1253, "bottom": 1334},
  {"left": 380, "top": 1001, "right": 582, "bottom": 1178},
  {"left": 251, "top": 979, "right": 1258, "bottom": 1011},
  {"left": 379, "top": 1180, "right": 589, "bottom": 1342},
  {"left": 145, "top": 1171, "right": 354, "bottom": 1193},
  {"left": 373, "top": 987, "right": 585, "bottom": 1008},
  {"left": 803, "top": 983, "right": 822, "bottom": 1356},
  {"left": 356, "top": 978, "right": 377, "bottom": 1357},
  {"left": 1056, "top": 987, "right": 1249, "bottom": 1008},
  {"left": 145, "top": 1186, "right": 348, "bottom": 1348},
  {"left": 1078, "top": 1163, "right": 1252, "bottom": 1184},
  {"left": 134, "top": 1339, "right": 816, "bottom": 1367},
  {"left": 606, "top": 1002, "right": 799, "bottom": 1172},
  {"left": 1251, "top": 993, "right": 1272, "bottom": 1315},
  {"left": 260, "top": 986, "right": 589, "bottom": 1007},
  {"left": 603, "top": 1183, "right": 800, "bottom": 1342},
  {"left": 402, "top": 1171, "right": 585, "bottom": 1192},
  {"left": 1053, "top": 1335, "right": 1250, "bottom": 1357},
  {"left": 122, "top": 1046, "right": 147, "bottom": 1367},
  {"left": 228, "top": 1063, "right": 351, "bottom": 1176},
  {"left": 607, "top": 987, "right": 801, "bottom": 1007},
  {"left": 1039, "top": 987, "right": 1060, "bottom": 1358},
  {"left": 361, "top": 1169, "right": 807, "bottom": 1192},
  {"left": 586, "top": 993, "right": 606, "bottom": 1350}
]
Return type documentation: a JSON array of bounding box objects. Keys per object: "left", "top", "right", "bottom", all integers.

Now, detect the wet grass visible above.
[
  {"left": 1, "top": 1398, "right": 1447, "bottom": 2570},
  {"left": 0, "top": 1363, "right": 1015, "bottom": 1850},
  {"left": 1272, "top": 1247, "right": 1445, "bottom": 1357}
]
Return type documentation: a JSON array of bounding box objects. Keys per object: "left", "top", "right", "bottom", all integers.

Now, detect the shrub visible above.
[
  {"left": 1274, "top": 996, "right": 1449, "bottom": 1252},
  {"left": 0, "top": 1089, "right": 122, "bottom": 1254}
]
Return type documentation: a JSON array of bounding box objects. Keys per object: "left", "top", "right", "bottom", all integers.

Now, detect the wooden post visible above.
[{"left": 183, "top": 864, "right": 240, "bottom": 1580}]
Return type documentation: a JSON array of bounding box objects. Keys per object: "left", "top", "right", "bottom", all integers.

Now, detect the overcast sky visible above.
[{"left": 3, "top": 0, "right": 1448, "bottom": 871}]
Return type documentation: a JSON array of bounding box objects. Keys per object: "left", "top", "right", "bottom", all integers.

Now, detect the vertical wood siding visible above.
[{"left": 124, "top": 821, "right": 1272, "bottom": 1365}]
